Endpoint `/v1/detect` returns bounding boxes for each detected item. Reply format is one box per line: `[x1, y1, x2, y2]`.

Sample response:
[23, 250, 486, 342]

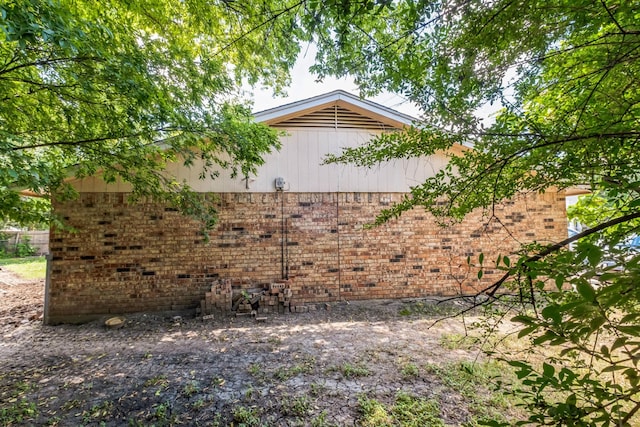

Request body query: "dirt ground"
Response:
[0, 268, 502, 426]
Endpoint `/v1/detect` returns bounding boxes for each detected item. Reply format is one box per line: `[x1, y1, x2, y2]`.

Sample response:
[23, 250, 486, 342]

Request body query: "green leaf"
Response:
[575, 282, 596, 302]
[541, 305, 562, 324]
[542, 363, 555, 379]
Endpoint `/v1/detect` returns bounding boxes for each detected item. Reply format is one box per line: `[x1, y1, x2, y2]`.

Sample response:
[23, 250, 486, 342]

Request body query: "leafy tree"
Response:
[0, 0, 305, 227]
[303, 0, 640, 425]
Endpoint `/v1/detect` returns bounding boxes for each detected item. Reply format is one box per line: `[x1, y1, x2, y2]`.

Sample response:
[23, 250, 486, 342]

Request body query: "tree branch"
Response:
[482, 210, 640, 298]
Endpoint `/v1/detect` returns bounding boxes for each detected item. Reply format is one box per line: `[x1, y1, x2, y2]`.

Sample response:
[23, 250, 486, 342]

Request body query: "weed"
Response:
[424, 360, 519, 423]
[282, 395, 311, 417]
[248, 363, 263, 377]
[340, 362, 370, 378]
[439, 333, 482, 350]
[60, 399, 81, 411]
[211, 376, 225, 388]
[182, 380, 200, 397]
[0, 399, 38, 425]
[309, 382, 325, 397]
[144, 375, 168, 387]
[310, 410, 337, 427]
[244, 386, 255, 400]
[82, 400, 113, 423]
[192, 398, 205, 410]
[358, 395, 393, 427]
[400, 362, 420, 378]
[232, 405, 260, 426]
[393, 392, 444, 426]
[151, 401, 176, 424]
[358, 392, 444, 427]
[0, 381, 38, 425]
[274, 357, 315, 381]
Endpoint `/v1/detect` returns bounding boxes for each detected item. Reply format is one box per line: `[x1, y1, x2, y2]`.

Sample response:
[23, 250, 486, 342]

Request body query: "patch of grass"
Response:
[400, 362, 420, 379]
[310, 410, 337, 427]
[82, 400, 113, 423]
[0, 381, 38, 425]
[274, 356, 315, 381]
[439, 333, 482, 350]
[181, 380, 200, 397]
[340, 362, 370, 379]
[248, 363, 263, 377]
[0, 399, 38, 425]
[358, 395, 393, 426]
[144, 375, 168, 388]
[424, 360, 520, 423]
[359, 392, 444, 427]
[0, 256, 46, 280]
[282, 395, 311, 417]
[232, 405, 261, 426]
[309, 382, 326, 397]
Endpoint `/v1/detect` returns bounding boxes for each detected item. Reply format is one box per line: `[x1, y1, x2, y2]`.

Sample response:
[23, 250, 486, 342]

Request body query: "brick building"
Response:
[45, 91, 567, 324]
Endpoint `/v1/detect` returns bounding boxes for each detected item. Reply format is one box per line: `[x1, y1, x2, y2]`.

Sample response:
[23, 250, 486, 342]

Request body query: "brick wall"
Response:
[46, 191, 566, 323]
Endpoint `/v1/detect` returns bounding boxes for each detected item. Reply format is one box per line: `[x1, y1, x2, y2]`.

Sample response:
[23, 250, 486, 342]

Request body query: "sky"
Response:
[247, 46, 423, 118]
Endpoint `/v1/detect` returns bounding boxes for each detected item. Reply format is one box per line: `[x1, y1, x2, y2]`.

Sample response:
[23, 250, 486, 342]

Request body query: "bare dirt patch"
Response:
[0, 268, 509, 426]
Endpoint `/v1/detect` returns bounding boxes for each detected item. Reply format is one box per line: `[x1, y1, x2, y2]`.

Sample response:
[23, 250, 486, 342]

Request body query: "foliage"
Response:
[1, 0, 306, 229]
[301, 0, 640, 425]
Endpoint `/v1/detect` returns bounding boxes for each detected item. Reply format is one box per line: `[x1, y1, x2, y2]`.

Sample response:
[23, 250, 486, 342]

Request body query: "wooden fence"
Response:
[0, 230, 49, 256]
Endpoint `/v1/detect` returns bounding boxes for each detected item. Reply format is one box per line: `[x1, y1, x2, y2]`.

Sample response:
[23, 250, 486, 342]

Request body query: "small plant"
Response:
[152, 401, 174, 423]
[82, 400, 113, 423]
[144, 375, 168, 388]
[248, 363, 263, 377]
[309, 382, 325, 397]
[15, 236, 36, 257]
[282, 395, 311, 417]
[358, 395, 393, 427]
[0, 381, 38, 425]
[340, 362, 370, 378]
[439, 333, 482, 350]
[400, 362, 420, 378]
[232, 405, 260, 426]
[358, 392, 445, 427]
[0, 399, 38, 425]
[182, 380, 200, 397]
[311, 411, 336, 427]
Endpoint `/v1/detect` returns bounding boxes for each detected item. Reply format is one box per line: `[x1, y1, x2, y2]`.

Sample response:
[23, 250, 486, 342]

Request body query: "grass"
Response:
[424, 360, 522, 424]
[0, 256, 46, 280]
[359, 392, 444, 427]
[327, 361, 371, 379]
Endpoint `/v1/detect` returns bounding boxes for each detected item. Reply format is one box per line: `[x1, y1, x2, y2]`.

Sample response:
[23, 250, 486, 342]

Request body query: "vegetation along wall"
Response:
[46, 190, 566, 324]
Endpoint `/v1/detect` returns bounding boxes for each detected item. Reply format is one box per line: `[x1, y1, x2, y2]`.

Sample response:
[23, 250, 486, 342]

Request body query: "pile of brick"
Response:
[199, 281, 294, 319]
[198, 280, 232, 318]
[234, 282, 293, 316]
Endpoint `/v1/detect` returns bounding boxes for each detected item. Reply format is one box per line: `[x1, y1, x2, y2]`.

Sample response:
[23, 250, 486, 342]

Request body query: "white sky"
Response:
[247, 46, 423, 118]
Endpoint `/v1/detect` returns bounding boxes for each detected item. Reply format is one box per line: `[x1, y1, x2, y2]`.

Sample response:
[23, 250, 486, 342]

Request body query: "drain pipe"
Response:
[280, 190, 286, 280]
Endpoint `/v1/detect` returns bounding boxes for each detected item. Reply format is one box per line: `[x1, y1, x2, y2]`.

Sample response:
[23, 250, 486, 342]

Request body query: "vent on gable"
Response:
[271, 105, 396, 130]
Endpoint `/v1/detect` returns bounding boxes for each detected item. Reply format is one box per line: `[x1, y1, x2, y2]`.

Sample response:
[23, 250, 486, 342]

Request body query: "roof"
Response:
[253, 90, 417, 130]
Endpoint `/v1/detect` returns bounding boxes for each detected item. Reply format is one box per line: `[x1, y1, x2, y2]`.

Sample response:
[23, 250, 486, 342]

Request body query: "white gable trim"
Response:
[253, 90, 417, 128]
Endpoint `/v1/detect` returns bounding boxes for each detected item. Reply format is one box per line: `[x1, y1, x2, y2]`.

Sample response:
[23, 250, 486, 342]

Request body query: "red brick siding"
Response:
[46, 191, 566, 323]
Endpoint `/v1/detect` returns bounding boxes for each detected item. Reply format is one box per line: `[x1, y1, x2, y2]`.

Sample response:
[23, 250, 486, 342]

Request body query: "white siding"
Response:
[70, 128, 449, 193]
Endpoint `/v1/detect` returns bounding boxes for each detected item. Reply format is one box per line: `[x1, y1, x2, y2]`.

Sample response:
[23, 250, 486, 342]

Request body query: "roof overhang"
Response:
[254, 90, 416, 129]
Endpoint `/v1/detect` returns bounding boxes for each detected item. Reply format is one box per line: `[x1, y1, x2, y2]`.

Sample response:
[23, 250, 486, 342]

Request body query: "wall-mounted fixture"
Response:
[275, 177, 286, 191]
[243, 175, 256, 190]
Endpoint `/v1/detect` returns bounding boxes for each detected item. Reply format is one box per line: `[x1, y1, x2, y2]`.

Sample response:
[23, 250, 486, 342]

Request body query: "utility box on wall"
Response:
[274, 177, 286, 191]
